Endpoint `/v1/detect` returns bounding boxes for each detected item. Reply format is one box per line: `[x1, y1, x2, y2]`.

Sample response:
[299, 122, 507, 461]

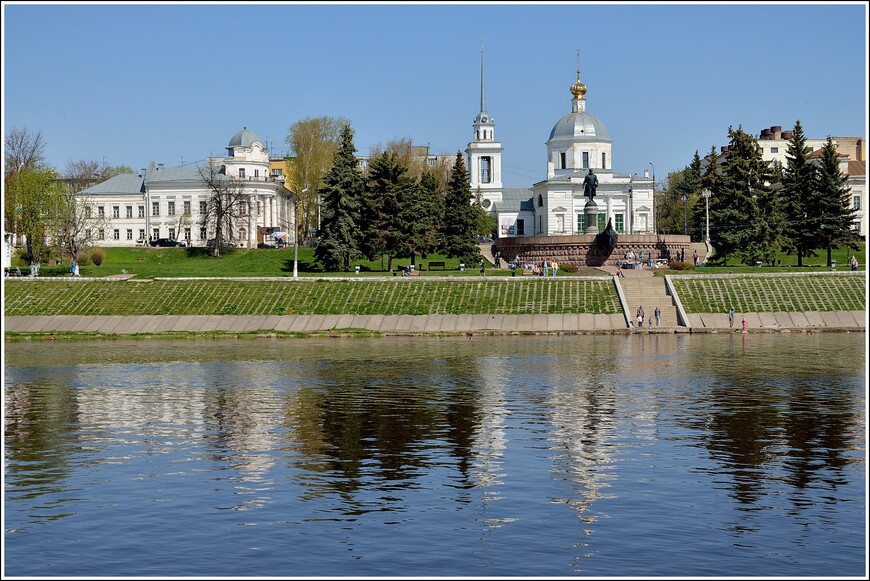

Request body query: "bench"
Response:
[428, 261, 446, 270]
[522, 269, 535, 276]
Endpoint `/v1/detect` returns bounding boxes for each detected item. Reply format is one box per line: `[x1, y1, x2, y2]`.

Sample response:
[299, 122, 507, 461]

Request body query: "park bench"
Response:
[427, 261, 446, 270]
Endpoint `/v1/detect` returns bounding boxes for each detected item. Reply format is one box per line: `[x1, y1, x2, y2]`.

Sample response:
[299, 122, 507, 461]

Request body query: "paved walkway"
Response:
[4, 311, 864, 336]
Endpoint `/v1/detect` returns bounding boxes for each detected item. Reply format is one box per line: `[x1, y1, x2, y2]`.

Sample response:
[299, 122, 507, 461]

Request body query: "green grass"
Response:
[671, 272, 867, 313]
[3, 278, 623, 316]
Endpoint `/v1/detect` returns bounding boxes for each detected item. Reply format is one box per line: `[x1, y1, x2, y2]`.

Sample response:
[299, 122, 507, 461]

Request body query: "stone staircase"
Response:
[616, 268, 680, 328]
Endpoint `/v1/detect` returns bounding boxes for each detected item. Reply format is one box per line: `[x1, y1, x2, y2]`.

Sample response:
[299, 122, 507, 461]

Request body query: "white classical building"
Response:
[79, 127, 294, 247]
[467, 56, 655, 238]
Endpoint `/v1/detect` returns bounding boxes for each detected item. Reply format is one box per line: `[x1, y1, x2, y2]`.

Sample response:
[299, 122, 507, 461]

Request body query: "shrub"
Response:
[91, 247, 106, 266]
[669, 261, 694, 271]
[560, 264, 578, 274]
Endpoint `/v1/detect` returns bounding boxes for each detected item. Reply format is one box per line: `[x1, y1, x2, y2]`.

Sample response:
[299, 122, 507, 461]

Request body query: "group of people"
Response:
[506, 255, 560, 276]
[70, 261, 80, 277]
[728, 307, 749, 332]
[635, 305, 661, 328]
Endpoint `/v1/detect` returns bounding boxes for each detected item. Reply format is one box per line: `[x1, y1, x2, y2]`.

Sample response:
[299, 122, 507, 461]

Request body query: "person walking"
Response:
[654, 306, 661, 327]
[636, 305, 644, 327]
[729, 307, 735, 328]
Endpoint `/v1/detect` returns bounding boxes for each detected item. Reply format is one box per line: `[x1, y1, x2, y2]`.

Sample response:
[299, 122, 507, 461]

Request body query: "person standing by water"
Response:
[742, 316, 748, 333]
[654, 306, 661, 327]
[636, 305, 644, 327]
[729, 307, 735, 328]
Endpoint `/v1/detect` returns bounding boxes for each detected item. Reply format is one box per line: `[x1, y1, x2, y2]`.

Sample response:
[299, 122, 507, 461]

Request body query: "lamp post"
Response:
[701, 189, 711, 251]
[293, 187, 309, 279]
[648, 162, 655, 233]
[628, 173, 635, 235]
[681, 193, 688, 236]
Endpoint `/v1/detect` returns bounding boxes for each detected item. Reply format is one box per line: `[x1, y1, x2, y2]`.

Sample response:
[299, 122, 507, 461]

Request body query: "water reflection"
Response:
[4, 334, 865, 577]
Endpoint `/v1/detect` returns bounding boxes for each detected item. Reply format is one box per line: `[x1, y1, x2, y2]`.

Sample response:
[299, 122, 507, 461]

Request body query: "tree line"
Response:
[658, 121, 859, 266]
[313, 123, 491, 272]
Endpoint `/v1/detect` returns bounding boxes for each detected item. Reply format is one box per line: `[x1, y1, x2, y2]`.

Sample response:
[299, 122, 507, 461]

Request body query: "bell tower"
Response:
[466, 44, 503, 206]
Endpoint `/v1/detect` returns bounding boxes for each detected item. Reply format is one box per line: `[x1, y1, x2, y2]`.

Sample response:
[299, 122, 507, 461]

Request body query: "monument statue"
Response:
[583, 169, 598, 200]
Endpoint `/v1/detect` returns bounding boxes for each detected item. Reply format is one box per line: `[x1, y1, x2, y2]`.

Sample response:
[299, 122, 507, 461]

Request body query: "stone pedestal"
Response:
[584, 199, 599, 234]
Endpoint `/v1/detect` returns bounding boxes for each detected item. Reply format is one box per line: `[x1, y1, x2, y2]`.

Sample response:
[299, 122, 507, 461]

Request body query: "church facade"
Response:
[466, 57, 656, 241]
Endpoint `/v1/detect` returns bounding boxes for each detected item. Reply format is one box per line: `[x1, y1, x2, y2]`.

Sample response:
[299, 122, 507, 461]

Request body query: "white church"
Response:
[466, 54, 656, 240]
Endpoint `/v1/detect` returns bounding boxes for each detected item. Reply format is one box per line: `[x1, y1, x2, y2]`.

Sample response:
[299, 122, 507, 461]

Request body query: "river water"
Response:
[3, 333, 866, 578]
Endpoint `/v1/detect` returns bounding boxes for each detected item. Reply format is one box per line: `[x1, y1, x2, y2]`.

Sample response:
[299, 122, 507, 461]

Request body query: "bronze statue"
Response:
[583, 168, 598, 200]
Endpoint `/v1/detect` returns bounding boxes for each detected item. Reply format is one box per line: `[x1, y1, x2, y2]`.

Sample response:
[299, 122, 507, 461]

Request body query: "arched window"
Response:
[538, 194, 544, 207]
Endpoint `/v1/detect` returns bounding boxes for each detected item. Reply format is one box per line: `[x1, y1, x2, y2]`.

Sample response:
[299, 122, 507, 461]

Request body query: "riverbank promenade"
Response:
[4, 269, 865, 337]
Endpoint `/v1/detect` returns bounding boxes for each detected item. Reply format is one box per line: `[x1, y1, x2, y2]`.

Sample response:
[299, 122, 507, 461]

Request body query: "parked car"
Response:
[150, 238, 184, 247]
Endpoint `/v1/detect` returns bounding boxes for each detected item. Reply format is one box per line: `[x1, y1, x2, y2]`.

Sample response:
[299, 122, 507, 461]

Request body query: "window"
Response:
[602, 152, 606, 169]
[560, 152, 566, 169]
[257, 201, 261, 216]
[152, 202, 159, 216]
[556, 214, 564, 232]
[184, 228, 191, 241]
[538, 194, 543, 207]
[480, 156, 491, 183]
[199, 227, 207, 240]
[238, 168, 245, 178]
[582, 152, 589, 169]
[138, 229, 145, 241]
[538, 215, 542, 233]
[254, 169, 259, 178]
[597, 214, 606, 232]
[854, 195, 861, 210]
[152, 228, 160, 240]
[98, 206, 105, 217]
[516, 219, 525, 235]
[770, 147, 779, 154]
[200, 201, 207, 214]
[239, 229, 247, 241]
[168, 201, 175, 216]
[85, 229, 91, 239]
[126, 229, 133, 240]
[184, 201, 191, 215]
[113, 206, 119, 219]
[577, 214, 585, 233]
[126, 206, 133, 219]
[427, 158, 436, 167]
[271, 168, 283, 177]
[138, 206, 145, 218]
[85, 206, 92, 218]
[98, 229, 105, 240]
[615, 213, 624, 233]
[169, 228, 176, 240]
[113, 229, 120, 240]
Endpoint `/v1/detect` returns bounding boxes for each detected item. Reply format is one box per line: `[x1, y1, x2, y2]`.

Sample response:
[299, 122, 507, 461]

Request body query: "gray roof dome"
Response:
[228, 127, 262, 148]
[548, 111, 611, 143]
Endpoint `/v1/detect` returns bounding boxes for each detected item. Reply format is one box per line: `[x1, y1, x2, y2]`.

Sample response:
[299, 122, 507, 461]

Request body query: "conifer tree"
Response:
[360, 150, 405, 270]
[440, 152, 481, 263]
[708, 126, 778, 265]
[314, 124, 365, 272]
[815, 136, 859, 266]
[396, 170, 442, 267]
[779, 120, 818, 266]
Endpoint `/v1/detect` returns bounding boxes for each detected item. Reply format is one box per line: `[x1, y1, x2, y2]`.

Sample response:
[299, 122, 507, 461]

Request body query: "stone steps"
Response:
[617, 269, 680, 327]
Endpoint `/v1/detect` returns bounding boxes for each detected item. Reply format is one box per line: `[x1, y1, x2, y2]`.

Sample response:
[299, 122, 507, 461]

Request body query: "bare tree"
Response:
[285, 116, 347, 242]
[5, 126, 47, 175]
[198, 160, 248, 257]
[53, 187, 108, 263]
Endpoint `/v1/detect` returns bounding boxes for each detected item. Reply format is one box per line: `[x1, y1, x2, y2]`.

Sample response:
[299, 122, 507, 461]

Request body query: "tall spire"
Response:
[480, 42, 487, 115]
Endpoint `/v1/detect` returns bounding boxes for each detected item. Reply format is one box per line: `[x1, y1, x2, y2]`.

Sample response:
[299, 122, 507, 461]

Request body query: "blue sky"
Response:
[3, 1, 867, 188]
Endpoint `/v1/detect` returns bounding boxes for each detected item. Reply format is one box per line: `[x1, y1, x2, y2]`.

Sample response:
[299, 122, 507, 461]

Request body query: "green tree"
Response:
[5, 167, 63, 267]
[360, 150, 405, 270]
[398, 170, 443, 266]
[440, 152, 481, 263]
[315, 124, 365, 272]
[815, 136, 859, 266]
[779, 120, 818, 266]
[285, 116, 348, 242]
[709, 126, 777, 265]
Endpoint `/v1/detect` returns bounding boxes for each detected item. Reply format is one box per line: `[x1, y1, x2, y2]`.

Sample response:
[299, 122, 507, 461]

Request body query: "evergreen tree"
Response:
[815, 136, 859, 266]
[709, 126, 777, 265]
[314, 124, 365, 272]
[360, 150, 405, 270]
[779, 120, 818, 266]
[396, 170, 442, 267]
[684, 151, 707, 241]
[701, 146, 722, 257]
[440, 152, 481, 263]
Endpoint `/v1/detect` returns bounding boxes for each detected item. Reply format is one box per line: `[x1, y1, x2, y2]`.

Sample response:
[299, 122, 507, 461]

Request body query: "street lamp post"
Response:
[681, 193, 688, 236]
[293, 188, 309, 279]
[702, 189, 711, 251]
[648, 162, 656, 233]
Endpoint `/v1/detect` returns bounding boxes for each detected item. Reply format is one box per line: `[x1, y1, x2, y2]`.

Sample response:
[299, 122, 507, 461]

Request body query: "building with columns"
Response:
[79, 127, 294, 248]
[468, 55, 655, 240]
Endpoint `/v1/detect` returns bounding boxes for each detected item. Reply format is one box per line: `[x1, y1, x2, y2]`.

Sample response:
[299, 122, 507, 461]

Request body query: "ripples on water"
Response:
[4, 334, 866, 577]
